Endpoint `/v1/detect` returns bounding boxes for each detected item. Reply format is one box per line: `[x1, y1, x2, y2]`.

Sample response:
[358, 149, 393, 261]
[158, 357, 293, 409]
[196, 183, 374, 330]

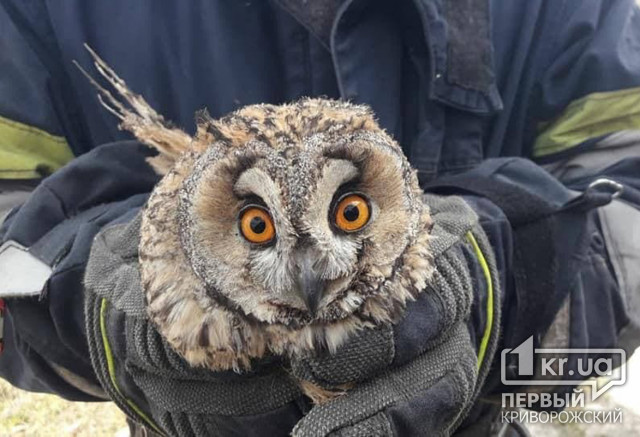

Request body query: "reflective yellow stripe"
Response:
[534, 87, 640, 158]
[100, 299, 164, 435]
[466, 232, 494, 370]
[0, 115, 74, 179]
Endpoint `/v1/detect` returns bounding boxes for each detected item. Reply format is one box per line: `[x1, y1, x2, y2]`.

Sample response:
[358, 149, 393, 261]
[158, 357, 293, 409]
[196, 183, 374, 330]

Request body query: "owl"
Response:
[80, 47, 433, 403]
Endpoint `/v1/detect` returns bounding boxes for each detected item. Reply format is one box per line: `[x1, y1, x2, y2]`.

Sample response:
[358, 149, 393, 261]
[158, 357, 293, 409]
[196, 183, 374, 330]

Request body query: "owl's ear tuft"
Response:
[74, 44, 193, 174]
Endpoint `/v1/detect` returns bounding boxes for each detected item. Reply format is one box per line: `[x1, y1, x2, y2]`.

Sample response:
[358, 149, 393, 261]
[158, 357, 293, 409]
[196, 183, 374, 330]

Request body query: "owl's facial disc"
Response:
[226, 156, 376, 317]
[184, 130, 423, 327]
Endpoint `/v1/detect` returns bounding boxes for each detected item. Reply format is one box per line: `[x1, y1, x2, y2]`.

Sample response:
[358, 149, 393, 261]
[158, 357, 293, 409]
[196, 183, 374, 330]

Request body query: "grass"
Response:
[0, 379, 126, 436]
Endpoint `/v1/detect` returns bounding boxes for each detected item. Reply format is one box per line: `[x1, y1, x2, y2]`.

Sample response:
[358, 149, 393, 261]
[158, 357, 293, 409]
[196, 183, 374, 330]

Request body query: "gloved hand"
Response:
[84, 194, 500, 436]
[290, 195, 501, 436]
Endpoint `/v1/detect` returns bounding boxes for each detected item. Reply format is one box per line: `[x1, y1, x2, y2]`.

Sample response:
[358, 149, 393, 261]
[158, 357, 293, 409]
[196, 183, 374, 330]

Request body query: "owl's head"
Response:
[173, 100, 432, 333]
[129, 99, 434, 364]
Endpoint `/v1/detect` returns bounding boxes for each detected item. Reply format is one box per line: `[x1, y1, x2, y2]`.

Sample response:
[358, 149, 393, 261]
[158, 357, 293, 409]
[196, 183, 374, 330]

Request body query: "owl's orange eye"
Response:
[239, 206, 276, 244]
[334, 194, 371, 232]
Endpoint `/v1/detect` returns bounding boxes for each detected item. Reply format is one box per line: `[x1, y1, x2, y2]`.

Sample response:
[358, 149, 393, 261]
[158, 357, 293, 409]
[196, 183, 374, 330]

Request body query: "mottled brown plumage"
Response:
[83, 47, 434, 403]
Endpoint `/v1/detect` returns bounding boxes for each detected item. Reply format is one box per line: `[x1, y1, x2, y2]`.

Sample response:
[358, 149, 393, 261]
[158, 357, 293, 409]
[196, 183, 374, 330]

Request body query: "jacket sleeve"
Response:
[0, 142, 159, 401]
[0, 3, 78, 179]
[530, 0, 640, 161]
[433, 0, 640, 401]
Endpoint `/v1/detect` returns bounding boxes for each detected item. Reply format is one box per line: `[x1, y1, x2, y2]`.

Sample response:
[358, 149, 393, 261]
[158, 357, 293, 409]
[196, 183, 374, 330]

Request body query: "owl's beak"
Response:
[294, 250, 325, 315]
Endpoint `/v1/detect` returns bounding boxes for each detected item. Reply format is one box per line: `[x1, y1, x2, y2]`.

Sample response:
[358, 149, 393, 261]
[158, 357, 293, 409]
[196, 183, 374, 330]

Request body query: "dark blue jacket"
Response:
[1, 0, 639, 434]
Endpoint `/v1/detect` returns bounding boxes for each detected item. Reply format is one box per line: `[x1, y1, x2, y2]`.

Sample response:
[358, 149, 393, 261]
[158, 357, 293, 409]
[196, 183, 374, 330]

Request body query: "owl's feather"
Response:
[74, 44, 192, 173]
